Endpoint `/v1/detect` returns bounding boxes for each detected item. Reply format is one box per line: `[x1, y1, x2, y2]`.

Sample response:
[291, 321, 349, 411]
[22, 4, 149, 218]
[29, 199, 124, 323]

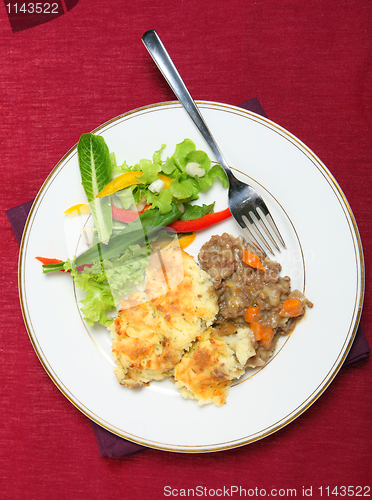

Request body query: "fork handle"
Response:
[142, 30, 235, 183]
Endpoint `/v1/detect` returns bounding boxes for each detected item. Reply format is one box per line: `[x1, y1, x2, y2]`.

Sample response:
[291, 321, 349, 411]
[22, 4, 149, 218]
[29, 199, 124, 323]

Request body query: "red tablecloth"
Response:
[1, 1, 371, 499]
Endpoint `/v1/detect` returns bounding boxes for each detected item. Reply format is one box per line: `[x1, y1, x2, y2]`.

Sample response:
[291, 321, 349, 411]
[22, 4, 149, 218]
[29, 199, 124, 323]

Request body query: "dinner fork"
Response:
[142, 30, 286, 255]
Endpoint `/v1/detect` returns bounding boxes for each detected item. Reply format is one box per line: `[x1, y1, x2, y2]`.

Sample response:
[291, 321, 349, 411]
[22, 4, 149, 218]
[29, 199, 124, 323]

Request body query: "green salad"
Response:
[39, 133, 230, 327]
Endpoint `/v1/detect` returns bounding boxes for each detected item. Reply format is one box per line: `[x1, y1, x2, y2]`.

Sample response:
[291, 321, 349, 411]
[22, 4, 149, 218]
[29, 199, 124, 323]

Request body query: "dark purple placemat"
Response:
[7, 97, 368, 457]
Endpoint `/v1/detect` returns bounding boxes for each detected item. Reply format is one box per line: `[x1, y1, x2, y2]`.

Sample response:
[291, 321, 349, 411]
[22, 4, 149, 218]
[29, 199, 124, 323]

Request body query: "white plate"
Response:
[19, 101, 364, 452]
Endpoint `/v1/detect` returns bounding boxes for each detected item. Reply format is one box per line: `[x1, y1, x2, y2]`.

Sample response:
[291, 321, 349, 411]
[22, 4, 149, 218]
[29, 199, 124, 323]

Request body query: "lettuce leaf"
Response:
[74, 203, 182, 267]
[169, 173, 197, 200]
[111, 139, 228, 208]
[113, 188, 136, 210]
[163, 139, 228, 197]
[77, 133, 113, 244]
[65, 260, 115, 326]
[152, 144, 166, 164]
[145, 187, 173, 214]
[179, 202, 215, 221]
[65, 244, 151, 326]
[190, 163, 229, 192]
[136, 160, 161, 185]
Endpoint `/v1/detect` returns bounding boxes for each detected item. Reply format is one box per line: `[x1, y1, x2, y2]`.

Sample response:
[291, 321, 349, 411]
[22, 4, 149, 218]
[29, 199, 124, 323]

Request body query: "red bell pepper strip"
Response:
[167, 207, 231, 233]
[36, 257, 92, 273]
[35, 257, 64, 265]
[35, 257, 69, 273]
[111, 204, 151, 223]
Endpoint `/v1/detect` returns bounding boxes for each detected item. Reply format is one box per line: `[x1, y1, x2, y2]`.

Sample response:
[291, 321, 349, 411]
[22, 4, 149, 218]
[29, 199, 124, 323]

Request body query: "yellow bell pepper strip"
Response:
[242, 249, 265, 271]
[167, 207, 231, 232]
[157, 173, 172, 190]
[151, 232, 196, 252]
[96, 171, 144, 198]
[178, 232, 196, 249]
[96, 172, 173, 198]
[64, 203, 91, 216]
[279, 298, 304, 318]
[111, 204, 151, 223]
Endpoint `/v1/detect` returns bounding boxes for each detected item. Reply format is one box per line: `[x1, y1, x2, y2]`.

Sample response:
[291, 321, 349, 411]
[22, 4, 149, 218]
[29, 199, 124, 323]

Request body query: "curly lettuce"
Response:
[65, 244, 151, 326]
[110, 139, 228, 213]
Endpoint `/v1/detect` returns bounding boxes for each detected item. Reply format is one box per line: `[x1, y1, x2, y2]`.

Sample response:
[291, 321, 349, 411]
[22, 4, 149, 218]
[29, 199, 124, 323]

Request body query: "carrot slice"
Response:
[279, 298, 304, 318]
[250, 322, 274, 349]
[242, 250, 265, 271]
[244, 306, 261, 323]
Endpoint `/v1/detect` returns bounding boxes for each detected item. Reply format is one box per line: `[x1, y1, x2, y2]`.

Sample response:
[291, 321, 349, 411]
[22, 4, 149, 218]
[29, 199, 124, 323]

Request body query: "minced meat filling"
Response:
[198, 233, 312, 368]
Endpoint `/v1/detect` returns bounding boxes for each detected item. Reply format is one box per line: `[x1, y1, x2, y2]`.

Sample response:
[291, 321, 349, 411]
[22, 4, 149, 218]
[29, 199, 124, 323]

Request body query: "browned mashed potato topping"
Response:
[109, 233, 312, 406]
[109, 244, 219, 390]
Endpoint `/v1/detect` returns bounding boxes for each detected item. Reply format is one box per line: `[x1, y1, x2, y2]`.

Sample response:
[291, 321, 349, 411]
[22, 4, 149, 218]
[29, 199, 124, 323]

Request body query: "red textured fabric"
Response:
[0, 1, 371, 499]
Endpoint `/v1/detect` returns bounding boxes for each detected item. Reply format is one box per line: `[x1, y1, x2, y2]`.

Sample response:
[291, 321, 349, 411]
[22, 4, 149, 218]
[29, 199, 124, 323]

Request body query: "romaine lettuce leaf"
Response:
[77, 133, 113, 244]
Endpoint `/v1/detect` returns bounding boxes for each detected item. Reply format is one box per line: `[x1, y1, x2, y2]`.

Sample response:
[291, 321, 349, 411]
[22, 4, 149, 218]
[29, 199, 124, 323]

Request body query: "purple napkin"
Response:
[7, 97, 369, 457]
[89, 421, 144, 457]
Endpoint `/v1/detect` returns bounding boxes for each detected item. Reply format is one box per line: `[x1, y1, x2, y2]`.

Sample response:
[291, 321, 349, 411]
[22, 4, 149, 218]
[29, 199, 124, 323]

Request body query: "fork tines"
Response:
[241, 208, 286, 256]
